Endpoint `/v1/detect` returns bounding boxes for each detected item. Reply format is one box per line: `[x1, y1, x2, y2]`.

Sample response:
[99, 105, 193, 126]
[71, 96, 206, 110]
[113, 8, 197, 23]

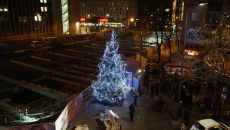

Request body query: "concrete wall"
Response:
[69, 0, 81, 35]
[52, 0, 63, 36]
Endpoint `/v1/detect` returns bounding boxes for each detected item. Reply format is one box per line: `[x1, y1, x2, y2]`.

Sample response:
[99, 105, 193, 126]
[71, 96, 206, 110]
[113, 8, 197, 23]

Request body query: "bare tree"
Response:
[198, 12, 230, 118]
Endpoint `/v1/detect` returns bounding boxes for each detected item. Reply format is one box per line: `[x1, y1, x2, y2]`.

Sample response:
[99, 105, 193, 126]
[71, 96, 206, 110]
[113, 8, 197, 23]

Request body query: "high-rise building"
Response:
[172, 0, 184, 25]
[137, 0, 173, 30]
[79, 0, 137, 32]
[0, 0, 53, 39]
[80, 0, 137, 21]
[0, 0, 81, 40]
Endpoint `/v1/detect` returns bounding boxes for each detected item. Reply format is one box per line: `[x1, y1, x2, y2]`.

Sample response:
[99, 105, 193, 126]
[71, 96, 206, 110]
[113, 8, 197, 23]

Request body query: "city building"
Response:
[181, 0, 230, 50]
[0, 0, 53, 40]
[137, 0, 173, 30]
[79, 0, 138, 33]
[172, 0, 184, 26]
[52, 0, 80, 36]
[0, 0, 81, 40]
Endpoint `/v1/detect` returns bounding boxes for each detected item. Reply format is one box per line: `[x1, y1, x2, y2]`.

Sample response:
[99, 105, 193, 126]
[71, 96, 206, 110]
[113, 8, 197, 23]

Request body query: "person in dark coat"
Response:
[129, 103, 135, 122]
[134, 91, 138, 106]
[183, 108, 191, 126]
[156, 96, 165, 112]
[177, 101, 183, 118]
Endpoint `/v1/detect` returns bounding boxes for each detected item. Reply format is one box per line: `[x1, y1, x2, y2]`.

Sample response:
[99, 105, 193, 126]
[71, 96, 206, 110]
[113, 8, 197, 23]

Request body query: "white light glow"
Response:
[199, 3, 208, 6]
[138, 69, 142, 73]
[91, 31, 130, 105]
[3, 8, 8, 12]
[165, 9, 170, 12]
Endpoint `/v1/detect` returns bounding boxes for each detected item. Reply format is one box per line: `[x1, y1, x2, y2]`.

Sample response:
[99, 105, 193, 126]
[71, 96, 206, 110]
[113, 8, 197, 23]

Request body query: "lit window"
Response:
[165, 9, 170, 12]
[41, 7, 44, 12]
[38, 15, 42, 21]
[41, 7, 48, 12]
[40, 0, 47, 3]
[44, 7, 47, 12]
[3, 8, 8, 12]
[0, 7, 8, 12]
[34, 14, 42, 21]
[34, 16, 38, 21]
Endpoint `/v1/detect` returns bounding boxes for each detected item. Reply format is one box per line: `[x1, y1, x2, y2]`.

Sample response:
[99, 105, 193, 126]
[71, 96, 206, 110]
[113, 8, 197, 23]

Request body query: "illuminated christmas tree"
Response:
[91, 31, 130, 105]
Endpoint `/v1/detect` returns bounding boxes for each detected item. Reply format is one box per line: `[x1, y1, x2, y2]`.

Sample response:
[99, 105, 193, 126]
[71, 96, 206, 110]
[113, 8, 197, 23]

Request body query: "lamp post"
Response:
[140, 31, 143, 68]
[126, 7, 129, 26]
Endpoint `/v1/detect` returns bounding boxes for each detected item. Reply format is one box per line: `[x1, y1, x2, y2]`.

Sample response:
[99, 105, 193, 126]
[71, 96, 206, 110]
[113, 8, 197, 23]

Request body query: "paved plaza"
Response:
[69, 92, 181, 130]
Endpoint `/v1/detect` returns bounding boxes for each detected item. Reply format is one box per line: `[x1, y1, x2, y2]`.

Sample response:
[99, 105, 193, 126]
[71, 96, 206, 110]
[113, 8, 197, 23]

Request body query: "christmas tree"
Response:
[91, 31, 130, 105]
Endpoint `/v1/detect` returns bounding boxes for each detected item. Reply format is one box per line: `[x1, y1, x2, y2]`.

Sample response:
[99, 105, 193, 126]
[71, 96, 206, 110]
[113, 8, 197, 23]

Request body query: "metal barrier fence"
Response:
[0, 86, 93, 130]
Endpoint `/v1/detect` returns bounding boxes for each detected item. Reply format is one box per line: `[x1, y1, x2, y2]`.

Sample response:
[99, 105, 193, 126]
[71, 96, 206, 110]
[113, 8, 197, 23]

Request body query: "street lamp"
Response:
[198, 3, 208, 6]
[126, 7, 129, 26]
[130, 18, 134, 22]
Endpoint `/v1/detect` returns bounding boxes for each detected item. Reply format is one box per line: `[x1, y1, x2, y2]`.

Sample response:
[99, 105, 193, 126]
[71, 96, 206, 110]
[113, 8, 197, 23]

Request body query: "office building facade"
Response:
[0, 0, 53, 39]
[137, 0, 173, 30]
[52, 0, 80, 36]
[0, 0, 81, 40]
[79, 0, 137, 29]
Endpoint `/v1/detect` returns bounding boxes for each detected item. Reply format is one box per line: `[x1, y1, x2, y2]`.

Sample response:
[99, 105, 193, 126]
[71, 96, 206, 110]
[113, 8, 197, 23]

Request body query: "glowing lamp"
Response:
[130, 18, 134, 22]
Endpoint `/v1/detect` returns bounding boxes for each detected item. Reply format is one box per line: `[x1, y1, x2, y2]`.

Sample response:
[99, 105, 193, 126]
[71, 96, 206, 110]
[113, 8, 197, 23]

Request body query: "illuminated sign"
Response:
[99, 18, 108, 22]
[80, 17, 85, 22]
[184, 49, 199, 56]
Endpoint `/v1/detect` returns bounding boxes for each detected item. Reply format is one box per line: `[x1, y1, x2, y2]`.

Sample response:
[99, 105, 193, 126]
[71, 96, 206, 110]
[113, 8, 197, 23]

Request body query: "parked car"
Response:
[190, 119, 230, 130]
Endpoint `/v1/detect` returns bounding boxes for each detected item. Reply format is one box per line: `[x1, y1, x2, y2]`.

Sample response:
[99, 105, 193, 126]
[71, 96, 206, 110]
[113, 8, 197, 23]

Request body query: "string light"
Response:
[91, 31, 130, 105]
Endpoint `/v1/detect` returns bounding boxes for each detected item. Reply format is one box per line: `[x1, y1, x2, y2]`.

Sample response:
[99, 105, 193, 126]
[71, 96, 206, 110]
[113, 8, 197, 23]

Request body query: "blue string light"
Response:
[91, 31, 130, 105]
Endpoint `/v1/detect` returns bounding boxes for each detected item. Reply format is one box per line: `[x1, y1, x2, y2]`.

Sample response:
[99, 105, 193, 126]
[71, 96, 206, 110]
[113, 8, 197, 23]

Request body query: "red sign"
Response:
[99, 18, 108, 22]
[80, 17, 85, 22]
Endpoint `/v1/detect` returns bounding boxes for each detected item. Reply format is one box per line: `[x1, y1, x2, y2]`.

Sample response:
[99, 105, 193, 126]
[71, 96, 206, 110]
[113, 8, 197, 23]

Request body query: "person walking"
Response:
[177, 101, 183, 118]
[133, 91, 138, 106]
[129, 103, 135, 122]
[156, 96, 165, 112]
[183, 108, 191, 126]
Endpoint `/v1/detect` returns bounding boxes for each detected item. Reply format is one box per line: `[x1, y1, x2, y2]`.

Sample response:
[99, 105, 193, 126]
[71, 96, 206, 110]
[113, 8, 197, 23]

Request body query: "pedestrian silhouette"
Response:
[129, 103, 135, 122]
[156, 96, 164, 112]
[183, 108, 190, 126]
[134, 91, 138, 106]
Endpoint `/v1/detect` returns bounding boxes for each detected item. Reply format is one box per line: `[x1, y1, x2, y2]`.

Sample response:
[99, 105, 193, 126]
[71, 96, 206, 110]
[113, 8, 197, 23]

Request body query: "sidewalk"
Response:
[161, 93, 215, 128]
[68, 92, 181, 130]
